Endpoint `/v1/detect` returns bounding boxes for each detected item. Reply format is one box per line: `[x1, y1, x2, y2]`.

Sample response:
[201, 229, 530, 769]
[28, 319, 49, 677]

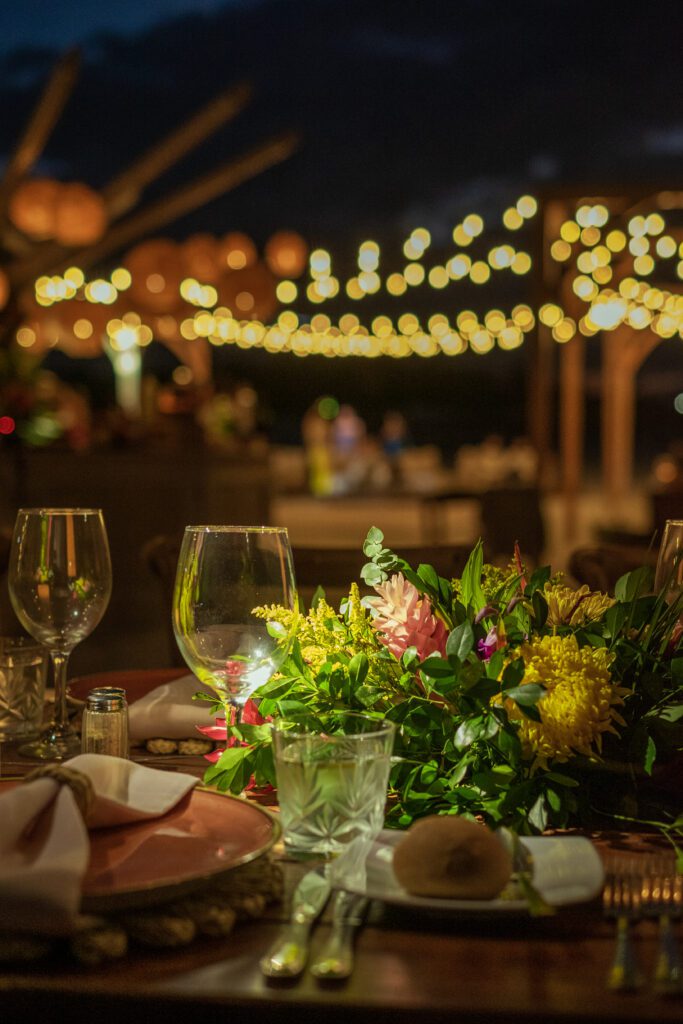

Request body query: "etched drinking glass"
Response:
[273, 713, 395, 859]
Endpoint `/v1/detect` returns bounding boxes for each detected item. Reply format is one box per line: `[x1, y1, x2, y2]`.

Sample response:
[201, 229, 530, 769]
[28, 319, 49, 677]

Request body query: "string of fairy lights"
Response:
[17, 192, 683, 360]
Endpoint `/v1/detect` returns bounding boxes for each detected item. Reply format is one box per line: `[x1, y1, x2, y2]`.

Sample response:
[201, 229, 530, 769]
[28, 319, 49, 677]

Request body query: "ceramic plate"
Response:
[342, 829, 604, 915]
[1, 781, 279, 913]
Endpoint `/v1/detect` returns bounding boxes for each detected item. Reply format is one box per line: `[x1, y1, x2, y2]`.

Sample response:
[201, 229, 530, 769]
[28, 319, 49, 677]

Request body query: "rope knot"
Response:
[24, 765, 95, 822]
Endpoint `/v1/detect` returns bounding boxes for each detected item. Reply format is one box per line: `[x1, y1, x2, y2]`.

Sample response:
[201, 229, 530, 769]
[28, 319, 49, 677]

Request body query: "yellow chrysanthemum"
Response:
[503, 634, 628, 769]
[543, 582, 614, 627]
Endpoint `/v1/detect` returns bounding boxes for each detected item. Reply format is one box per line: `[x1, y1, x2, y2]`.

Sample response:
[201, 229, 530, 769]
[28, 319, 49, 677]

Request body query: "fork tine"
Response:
[642, 854, 683, 996]
[603, 855, 644, 992]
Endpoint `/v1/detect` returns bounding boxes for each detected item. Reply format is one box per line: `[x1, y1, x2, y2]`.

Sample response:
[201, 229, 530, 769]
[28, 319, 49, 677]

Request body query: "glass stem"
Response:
[51, 650, 70, 731]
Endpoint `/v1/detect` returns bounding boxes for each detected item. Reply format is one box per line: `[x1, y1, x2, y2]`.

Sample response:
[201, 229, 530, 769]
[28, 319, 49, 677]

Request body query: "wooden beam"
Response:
[10, 132, 299, 284]
[102, 81, 253, 219]
[5, 81, 253, 282]
[0, 49, 80, 218]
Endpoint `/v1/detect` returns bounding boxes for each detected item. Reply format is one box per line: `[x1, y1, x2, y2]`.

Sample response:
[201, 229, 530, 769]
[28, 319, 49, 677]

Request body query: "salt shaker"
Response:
[81, 689, 130, 757]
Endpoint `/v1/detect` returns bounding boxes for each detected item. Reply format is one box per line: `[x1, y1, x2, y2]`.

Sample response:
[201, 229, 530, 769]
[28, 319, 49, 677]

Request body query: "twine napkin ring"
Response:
[24, 765, 96, 823]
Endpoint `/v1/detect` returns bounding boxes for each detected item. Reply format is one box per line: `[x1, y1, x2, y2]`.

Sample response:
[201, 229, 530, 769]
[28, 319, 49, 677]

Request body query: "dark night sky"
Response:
[1, 0, 681, 455]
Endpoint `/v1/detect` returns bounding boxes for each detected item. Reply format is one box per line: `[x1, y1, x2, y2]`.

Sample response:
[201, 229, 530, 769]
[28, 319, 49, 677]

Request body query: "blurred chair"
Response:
[396, 445, 442, 492]
[292, 543, 473, 608]
[652, 491, 683, 540]
[568, 544, 656, 594]
[142, 533, 185, 666]
[0, 525, 24, 637]
[479, 487, 545, 566]
[268, 445, 308, 494]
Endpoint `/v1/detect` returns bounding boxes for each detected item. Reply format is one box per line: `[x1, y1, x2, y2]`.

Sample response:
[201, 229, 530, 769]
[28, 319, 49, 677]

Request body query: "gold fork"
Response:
[641, 855, 683, 996]
[603, 855, 644, 992]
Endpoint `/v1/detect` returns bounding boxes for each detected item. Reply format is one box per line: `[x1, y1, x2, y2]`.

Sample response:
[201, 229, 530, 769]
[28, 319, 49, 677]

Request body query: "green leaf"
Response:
[419, 657, 456, 679]
[501, 658, 525, 690]
[526, 566, 551, 593]
[660, 704, 683, 723]
[604, 603, 628, 639]
[506, 683, 544, 706]
[455, 716, 485, 749]
[615, 565, 653, 603]
[363, 526, 384, 552]
[528, 793, 549, 832]
[348, 652, 369, 688]
[203, 746, 252, 793]
[361, 563, 384, 586]
[460, 540, 485, 612]
[465, 677, 501, 703]
[417, 563, 440, 594]
[546, 786, 562, 812]
[486, 649, 505, 679]
[671, 658, 683, 684]
[545, 772, 580, 788]
[517, 701, 542, 722]
[446, 621, 474, 661]
[532, 591, 548, 629]
[644, 734, 657, 775]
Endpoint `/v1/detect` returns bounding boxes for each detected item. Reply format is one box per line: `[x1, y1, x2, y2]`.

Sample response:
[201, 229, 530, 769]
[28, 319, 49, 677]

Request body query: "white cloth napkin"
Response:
[0, 754, 197, 935]
[128, 674, 217, 741]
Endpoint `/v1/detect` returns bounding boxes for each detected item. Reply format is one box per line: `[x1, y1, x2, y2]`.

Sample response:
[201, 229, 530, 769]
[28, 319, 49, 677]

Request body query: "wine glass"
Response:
[654, 519, 683, 601]
[9, 508, 112, 760]
[172, 526, 297, 716]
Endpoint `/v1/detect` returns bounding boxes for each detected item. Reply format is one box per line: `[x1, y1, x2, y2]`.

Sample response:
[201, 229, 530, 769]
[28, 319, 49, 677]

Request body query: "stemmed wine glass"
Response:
[172, 526, 297, 717]
[654, 519, 683, 601]
[9, 508, 112, 760]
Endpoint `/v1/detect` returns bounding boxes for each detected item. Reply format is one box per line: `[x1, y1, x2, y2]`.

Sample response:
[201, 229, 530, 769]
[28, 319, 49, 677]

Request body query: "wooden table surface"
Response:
[2, 839, 682, 1024]
[2, 676, 681, 1024]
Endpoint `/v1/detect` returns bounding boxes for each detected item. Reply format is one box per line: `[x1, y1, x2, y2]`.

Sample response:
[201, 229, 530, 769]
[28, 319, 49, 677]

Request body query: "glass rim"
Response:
[663, 519, 683, 527]
[183, 525, 290, 535]
[16, 507, 104, 516]
[273, 713, 395, 739]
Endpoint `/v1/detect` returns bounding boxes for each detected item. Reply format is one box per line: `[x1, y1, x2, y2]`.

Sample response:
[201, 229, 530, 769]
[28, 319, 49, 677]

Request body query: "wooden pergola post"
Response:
[602, 325, 660, 508]
[559, 333, 586, 542]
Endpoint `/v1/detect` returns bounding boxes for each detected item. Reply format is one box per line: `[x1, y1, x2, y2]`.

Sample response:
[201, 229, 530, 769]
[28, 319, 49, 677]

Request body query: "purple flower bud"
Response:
[476, 626, 500, 661]
[505, 596, 523, 615]
[474, 604, 497, 625]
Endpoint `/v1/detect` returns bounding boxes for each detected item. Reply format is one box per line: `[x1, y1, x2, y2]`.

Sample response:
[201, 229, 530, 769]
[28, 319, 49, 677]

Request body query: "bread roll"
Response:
[392, 815, 513, 899]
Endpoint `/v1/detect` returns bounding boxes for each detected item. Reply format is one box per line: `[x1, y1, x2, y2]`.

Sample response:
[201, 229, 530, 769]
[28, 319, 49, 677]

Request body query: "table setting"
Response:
[1, 507, 682, 1023]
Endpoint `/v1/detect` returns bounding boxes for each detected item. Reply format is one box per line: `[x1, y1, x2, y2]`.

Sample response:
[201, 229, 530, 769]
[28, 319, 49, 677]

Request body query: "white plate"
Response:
[341, 829, 605, 914]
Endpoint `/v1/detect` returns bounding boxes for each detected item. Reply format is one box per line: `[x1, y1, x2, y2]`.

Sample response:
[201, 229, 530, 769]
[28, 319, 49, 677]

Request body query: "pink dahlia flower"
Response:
[368, 572, 447, 660]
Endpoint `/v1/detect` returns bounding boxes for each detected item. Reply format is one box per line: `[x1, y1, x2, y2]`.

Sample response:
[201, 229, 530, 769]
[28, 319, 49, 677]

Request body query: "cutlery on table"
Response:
[602, 856, 644, 992]
[641, 855, 683, 996]
[310, 891, 370, 980]
[260, 869, 331, 979]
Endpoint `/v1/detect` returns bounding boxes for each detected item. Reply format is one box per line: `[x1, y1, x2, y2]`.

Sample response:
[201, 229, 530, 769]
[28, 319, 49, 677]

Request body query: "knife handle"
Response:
[310, 895, 369, 980]
[260, 919, 313, 978]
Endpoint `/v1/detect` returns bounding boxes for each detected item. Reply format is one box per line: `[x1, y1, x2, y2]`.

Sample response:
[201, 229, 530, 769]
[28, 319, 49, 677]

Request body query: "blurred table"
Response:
[271, 490, 481, 547]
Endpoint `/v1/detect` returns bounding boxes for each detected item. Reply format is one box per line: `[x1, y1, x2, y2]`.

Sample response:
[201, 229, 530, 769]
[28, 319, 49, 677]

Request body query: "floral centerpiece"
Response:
[201, 529, 683, 856]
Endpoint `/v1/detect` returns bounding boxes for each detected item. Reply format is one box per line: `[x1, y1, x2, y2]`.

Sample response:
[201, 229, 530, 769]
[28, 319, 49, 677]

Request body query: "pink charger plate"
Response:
[1, 781, 279, 913]
[68, 668, 187, 705]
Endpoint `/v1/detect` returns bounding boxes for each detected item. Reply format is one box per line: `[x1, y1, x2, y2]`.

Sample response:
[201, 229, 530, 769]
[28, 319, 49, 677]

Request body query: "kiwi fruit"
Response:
[392, 815, 513, 899]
